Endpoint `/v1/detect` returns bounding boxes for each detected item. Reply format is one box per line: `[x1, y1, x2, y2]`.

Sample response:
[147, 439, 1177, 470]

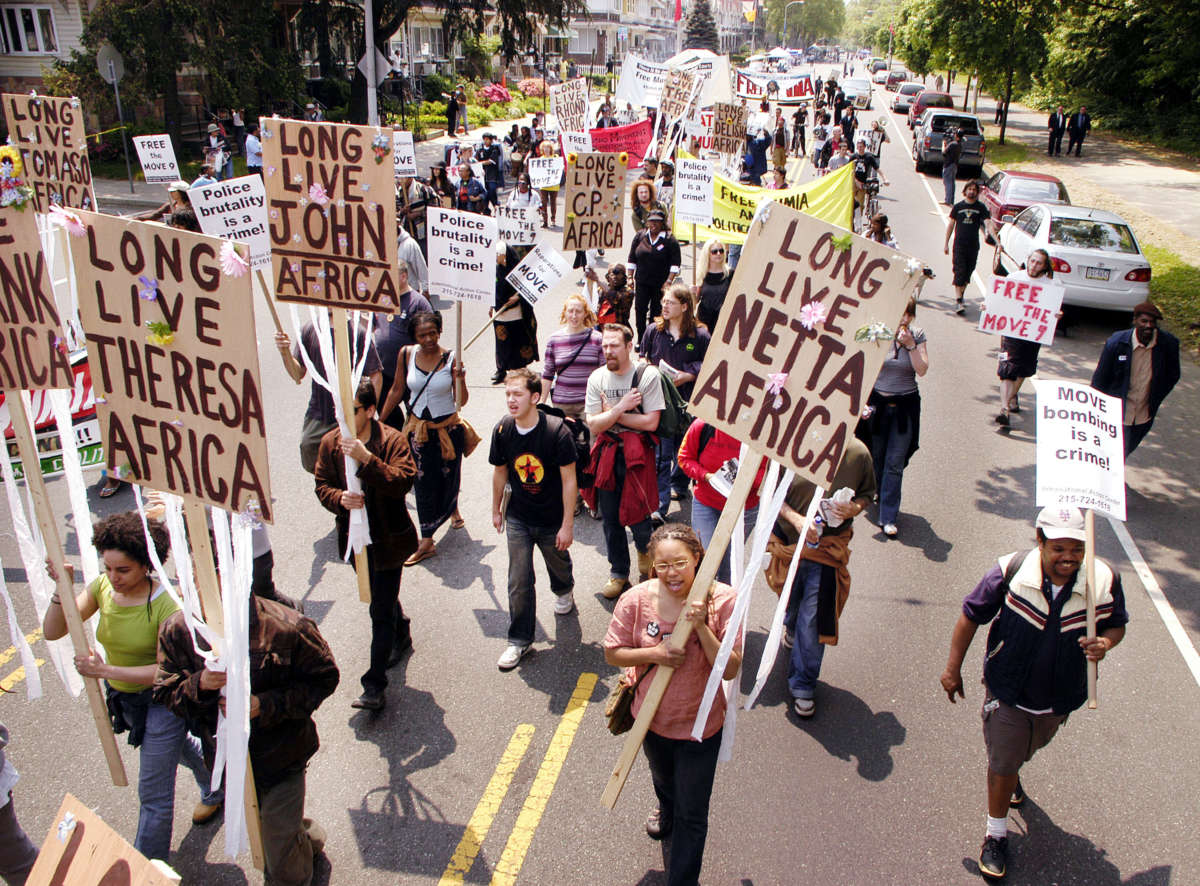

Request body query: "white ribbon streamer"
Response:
[0, 554, 41, 699]
[744, 486, 825, 710]
[0, 396, 82, 697]
[48, 390, 99, 587]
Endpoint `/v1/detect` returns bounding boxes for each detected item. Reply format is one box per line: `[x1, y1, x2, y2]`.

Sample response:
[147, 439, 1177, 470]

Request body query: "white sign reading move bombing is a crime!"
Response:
[1035, 379, 1125, 520]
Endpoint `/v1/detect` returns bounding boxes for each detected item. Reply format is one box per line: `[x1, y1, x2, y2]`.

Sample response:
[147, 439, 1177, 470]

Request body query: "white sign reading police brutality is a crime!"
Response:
[132, 134, 180, 184]
[427, 206, 497, 303]
[506, 244, 571, 305]
[190, 175, 271, 269]
[674, 158, 714, 226]
[1034, 379, 1126, 520]
[392, 130, 417, 177]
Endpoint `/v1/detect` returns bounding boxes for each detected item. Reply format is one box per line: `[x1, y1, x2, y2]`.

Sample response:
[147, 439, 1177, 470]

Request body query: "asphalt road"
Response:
[1, 79, 1197, 885]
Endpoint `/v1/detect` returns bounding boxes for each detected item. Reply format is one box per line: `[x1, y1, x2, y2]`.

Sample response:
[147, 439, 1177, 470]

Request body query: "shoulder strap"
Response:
[405, 348, 449, 410]
[631, 363, 646, 414]
[556, 332, 594, 377]
[1002, 549, 1030, 588]
[698, 422, 716, 453]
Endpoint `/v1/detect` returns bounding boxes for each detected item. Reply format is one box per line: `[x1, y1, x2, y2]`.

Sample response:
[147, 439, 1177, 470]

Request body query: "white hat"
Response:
[1035, 507, 1086, 542]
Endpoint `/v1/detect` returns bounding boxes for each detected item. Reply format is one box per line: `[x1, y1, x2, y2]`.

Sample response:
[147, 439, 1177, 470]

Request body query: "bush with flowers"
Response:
[517, 78, 548, 98]
[478, 83, 513, 105]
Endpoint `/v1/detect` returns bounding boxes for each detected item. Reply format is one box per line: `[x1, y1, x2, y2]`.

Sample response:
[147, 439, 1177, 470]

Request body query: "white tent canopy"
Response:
[665, 48, 734, 107]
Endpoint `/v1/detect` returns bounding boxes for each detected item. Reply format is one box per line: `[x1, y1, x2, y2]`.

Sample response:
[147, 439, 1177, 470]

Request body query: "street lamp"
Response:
[784, 1, 805, 51]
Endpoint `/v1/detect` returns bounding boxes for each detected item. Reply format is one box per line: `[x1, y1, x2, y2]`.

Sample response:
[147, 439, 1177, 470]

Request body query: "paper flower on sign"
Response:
[799, 300, 827, 330]
[56, 811, 76, 842]
[0, 145, 33, 209]
[261, 127, 274, 139]
[567, 152, 578, 166]
[371, 132, 390, 164]
[28, 89, 39, 105]
[53, 335, 67, 355]
[751, 199, 772, 230]
[237, 499, 264, 530]
[308, 183, 329, 206]
[220, 241, 249, 277]
[619, 152, 629, 165]
[831, 233, 853, 253]
[146, 320, 174, 347]
[49, 205, 87, 237]
[905, 257, 922, 276]
[137, 275, 160, 301]
[854, 321, 894, 346]
[767, 372, 788, 410]
[70, 96, 81, 108]
[361, 183, 371, 193]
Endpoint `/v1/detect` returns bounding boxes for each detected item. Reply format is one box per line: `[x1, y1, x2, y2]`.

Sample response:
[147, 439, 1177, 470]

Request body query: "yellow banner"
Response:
[673, 155, 855, 245]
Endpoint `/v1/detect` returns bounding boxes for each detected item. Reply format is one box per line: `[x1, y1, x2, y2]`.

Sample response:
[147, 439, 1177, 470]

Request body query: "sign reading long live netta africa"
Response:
[562, 151, 626, 252]
[0, 208, 73, 391]
[260, 119, 398, 312]
[1, 93, 95, 213]
[688, 205, 915, 487]
[71, 211, 274, 521]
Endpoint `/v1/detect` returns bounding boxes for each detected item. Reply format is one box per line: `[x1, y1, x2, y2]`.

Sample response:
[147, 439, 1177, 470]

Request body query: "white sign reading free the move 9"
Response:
[190, 175, 271, 269]
[674, 158, 714, 226]
[979, 274, 1064, 345]
[132, 134, 180, 184]
[1034, 379, 1126, 520]
[427, 206, 497, 303]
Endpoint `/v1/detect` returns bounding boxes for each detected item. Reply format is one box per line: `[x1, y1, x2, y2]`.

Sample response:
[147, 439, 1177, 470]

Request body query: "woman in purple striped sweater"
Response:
[542, 294, 604, 417]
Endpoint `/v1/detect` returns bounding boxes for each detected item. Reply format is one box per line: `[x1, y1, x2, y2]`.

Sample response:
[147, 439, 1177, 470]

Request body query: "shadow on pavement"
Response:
[515, 611, 611, 714]
[869, 510, 953, 562]
[786, 684, 906, 782]
[173, 814, 250, 885]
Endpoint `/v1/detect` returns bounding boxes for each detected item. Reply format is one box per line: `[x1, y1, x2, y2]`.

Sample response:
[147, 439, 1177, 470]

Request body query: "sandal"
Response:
[450, 516, 466, 530]
[404, 547, 436, 567]
[98, 480, 123, 499]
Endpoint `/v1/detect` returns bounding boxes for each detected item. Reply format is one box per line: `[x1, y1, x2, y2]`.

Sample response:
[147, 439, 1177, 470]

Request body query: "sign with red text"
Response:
[688, 205, 915, 486]
[427, 207, 497, 303]
[190, 175, 271, 270]
[132, 135, 179, 184]
[735, 70, 815, 105]
[563, 152, 627, 251]
[70, 211, 273, 521]
[0, 208, 73, 391]
[550, 78, 591, 135]
[979, 274, 1064, 345]
[1, 93, 95, 213]
[588, 119, 654, 168]
[260, 119, 398, 312]
[1035, 380, 1125, 520]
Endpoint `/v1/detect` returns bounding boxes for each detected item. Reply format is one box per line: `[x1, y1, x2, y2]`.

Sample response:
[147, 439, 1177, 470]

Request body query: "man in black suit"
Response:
[1047, 106, 1066, 156]
[1066, 107, 1091, 157]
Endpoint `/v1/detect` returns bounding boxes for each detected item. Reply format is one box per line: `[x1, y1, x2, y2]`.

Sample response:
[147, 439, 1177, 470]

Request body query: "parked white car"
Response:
[994, 203, 1152, 311]
[891, 82, 925, 113]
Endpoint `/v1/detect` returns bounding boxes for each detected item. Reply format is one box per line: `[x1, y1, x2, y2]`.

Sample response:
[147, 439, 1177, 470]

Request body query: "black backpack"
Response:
[497, 404, 594, 490]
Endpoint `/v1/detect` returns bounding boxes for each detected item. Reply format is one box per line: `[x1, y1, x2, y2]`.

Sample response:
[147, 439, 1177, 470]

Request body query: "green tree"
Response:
[765, 0, 845, 49]
[685, 0, 721, 53]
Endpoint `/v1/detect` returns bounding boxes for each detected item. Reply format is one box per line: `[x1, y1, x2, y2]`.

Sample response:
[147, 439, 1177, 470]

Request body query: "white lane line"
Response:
[1107, 516, 1200, 688]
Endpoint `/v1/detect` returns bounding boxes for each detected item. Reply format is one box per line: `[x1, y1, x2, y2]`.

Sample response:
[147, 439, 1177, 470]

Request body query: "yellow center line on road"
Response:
[0, 630, 43, 668]
[1, 660, 45, 692]
[438, 723, 537, 885]
[490, 672, 598, 886]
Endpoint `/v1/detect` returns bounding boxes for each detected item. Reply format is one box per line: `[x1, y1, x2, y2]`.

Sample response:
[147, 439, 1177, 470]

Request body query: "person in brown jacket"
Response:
[154, 596, 339, 886]
[315, 378, 418, 711]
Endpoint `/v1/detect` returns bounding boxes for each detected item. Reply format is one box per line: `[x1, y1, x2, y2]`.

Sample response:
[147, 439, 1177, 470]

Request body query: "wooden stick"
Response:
[332, 312, 372, 604]
[8, 392, 127, 787]
[253, 269, 284, 337]
[601, 453, 762, 810]
[454, 302, 463, 409]
[182, 502, 266, 869]
[1085, 509, 1098, 709]
[462, 314, 496, 353]
[691, 224, 697, 287]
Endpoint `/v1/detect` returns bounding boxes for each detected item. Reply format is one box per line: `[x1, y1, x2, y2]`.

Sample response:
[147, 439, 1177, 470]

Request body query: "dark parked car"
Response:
[981, 169, 1071, 223]
[908, 91, 954, 129]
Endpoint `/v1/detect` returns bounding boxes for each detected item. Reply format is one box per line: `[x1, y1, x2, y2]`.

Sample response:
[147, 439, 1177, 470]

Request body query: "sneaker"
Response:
[351, 690, 386, 711]
[192, 801, 223, 825]
[782, 630, 794, 649]
[601, 578, 631, 599]
[978, 835, 1008, 879]
[644, 806, 673, 840]
[955, 300, 966, 315]
[1010, 777, 1026, 808]
[793, 697, 815, 718]
[497, 644, 531, 671]
[883, 523, 898, 537]
[995, 411, 1010, 426]
[553, 591, 576, 615]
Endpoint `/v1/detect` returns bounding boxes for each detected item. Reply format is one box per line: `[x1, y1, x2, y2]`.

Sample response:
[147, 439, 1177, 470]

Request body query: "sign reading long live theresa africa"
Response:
[563, 152, 626, 252]
[689, 205, 915, 487]
[1, 93, 95, 213]
[260, 119, 398, 313]
[0, 208, 72, 391]
[71, 211, 273, 521]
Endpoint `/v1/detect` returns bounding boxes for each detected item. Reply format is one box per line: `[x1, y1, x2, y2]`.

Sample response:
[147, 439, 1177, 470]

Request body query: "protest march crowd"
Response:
[0, 51, 1183, 886]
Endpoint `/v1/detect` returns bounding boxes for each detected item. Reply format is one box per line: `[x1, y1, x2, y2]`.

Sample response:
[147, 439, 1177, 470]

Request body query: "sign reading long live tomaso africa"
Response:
[1, 93, 95, 213]
[260, 119, 399, 312]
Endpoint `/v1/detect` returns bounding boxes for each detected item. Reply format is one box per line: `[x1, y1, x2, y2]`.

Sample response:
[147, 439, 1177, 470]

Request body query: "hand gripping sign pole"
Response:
[601, 455, 762, 809]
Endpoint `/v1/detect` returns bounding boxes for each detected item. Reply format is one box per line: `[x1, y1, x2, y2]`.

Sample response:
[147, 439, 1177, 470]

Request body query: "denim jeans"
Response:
[870, 406, 914, 526]
[942, 162, 957, 204]
[690, 499, 759, 585]
[785, 560, 826, 700]
[506, 516, 574, 645]
[596, 457, 653, 579]
[643, 728, 723, 886]
[655, 436, 689, 513]
[0, 792, 37, 885]
[135, 702, 223, 860]
[363, 556, 408, 694]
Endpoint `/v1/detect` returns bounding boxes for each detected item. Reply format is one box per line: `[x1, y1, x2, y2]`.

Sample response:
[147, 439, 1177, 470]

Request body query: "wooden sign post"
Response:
[602, 201, 919, 808]
[1084, 509, 1098, 708]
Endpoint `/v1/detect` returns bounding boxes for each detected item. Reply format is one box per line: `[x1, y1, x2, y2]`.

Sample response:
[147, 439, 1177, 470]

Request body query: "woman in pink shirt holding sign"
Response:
[995, 248, 1057, 427]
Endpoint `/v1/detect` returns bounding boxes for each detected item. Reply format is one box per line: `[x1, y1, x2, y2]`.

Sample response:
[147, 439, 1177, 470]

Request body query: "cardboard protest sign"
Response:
[563, 152, 627, 252]
[550, 78, 591, 135]
[979, 274, 1064, 345]
[616, 57, 668, 108]
[392, 130, 417, 177]
[190, 175, 271, 270]
[735, 69, 815, 105]
[1034, 380, 1126, 520]
[1, 93, 95, 213]
[0, 208, 73, 391]
[674, 158, 714, 226]
[710, 102, 749, 157]
[132, 135, 180, 184]
[526, 155, 564, 190]
[427, 206, 497, 303]
[260, 119, 399, 312]
[659, 69, 699, 126]
[29, 794, 180, 885]
[494, 203, 538, 246]
[506, 243, 570, 305]
[688, 204, 915, 487]
[561, 131, 593, 156]
[589, 119, 654, 168]
[70, 210, 273, 521]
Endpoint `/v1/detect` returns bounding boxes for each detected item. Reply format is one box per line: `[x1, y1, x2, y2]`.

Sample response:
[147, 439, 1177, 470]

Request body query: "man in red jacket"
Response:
[315, 378, 418, 711]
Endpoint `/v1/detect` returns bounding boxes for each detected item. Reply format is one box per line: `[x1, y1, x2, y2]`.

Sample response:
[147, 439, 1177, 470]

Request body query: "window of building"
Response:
[0, 5, 58, 54]
[568, 30, 597, 53]
[410, 26, 445, 59]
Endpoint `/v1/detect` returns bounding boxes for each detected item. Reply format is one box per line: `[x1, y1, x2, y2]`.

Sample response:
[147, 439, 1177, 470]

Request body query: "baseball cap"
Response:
[207, 123, 218, 133]
[646, 209, 666, 222]
[1133, 301, 1162, 319]
[1035, 507, 1086, 542]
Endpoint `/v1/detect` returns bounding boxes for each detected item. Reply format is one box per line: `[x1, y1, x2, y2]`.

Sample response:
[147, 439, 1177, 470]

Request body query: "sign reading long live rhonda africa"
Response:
[260, 119, 398, 312]
[689, 205, 916, 486]
[71, 211, 274, 521]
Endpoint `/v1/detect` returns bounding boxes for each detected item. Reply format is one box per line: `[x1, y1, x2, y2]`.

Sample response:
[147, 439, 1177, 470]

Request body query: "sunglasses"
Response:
[710, 248, 725, 254]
